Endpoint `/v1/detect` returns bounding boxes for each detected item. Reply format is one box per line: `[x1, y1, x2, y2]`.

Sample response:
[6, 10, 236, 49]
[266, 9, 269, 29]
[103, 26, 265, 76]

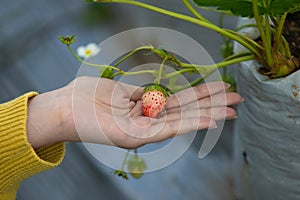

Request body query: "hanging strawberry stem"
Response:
[155, 56, 168, 85]
[114, 149, 130, 180]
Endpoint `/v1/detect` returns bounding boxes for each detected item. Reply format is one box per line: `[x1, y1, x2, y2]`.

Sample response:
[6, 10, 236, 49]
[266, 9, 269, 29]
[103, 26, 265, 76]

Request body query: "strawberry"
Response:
[142, 84, 168, 118]
[127, 154, 147, 179]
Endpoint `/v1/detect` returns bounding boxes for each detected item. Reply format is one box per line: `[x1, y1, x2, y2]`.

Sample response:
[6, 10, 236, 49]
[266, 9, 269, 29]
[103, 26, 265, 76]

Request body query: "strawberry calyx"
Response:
[143, 84, 169, 98]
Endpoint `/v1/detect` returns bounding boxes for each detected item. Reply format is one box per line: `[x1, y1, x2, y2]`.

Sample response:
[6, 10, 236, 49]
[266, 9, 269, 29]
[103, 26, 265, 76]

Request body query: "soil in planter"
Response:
[283, 11, 300, 62]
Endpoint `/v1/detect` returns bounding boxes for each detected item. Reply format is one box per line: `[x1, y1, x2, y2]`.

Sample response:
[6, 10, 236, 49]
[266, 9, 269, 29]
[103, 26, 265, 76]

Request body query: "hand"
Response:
[27, 76, 243, 149]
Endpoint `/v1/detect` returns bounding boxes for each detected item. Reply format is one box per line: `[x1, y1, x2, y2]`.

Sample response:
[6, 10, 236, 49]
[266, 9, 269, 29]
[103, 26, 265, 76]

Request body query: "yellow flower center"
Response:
[85, 49, 92, 55]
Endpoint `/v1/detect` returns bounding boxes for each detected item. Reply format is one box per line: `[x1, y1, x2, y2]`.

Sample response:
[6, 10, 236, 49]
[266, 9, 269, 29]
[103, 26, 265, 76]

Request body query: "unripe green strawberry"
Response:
[127, 154, 147, 179]
[142, 84, 168, 118]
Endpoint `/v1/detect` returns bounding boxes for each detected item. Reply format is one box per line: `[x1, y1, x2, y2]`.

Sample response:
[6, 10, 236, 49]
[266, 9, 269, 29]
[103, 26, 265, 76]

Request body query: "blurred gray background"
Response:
[0, 1, 238, 199]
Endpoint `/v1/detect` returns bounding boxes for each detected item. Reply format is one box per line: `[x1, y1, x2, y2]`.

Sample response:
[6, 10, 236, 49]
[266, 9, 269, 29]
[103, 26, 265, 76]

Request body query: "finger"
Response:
[197, 92, 243, 107]
[129, 100, 143, 117]
[163, 107, 237, 121]
[166, 92, 243, 113]
[125, 84, 144, 101]
[147, 117, 217, 143]
[166, 81, 230, 109]
[113, 81, 144, 101]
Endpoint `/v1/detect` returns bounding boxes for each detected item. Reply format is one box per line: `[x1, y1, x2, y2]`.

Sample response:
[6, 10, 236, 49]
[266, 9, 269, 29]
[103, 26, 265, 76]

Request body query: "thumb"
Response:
[121, 82, 144, 101]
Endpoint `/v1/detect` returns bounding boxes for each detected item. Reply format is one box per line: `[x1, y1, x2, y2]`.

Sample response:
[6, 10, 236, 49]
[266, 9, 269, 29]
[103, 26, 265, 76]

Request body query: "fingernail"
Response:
[208, 125, 218, 130]
[225, 83, 231, 89]
[208, 124, 218, 129]
[241, 98, 245, 102]
[227, 115, 238, 120]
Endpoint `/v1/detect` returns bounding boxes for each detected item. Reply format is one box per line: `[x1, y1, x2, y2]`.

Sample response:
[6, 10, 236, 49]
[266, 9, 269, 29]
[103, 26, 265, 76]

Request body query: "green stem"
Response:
[111, 71, 123, 78]
[195, 55, 255, 69]
[173, 71, 213, 92]
[281, 35, 292, 57]
[181, 0, 209, 22]
[224, 52, 253, 61]
[114, 45, 154, 67]
[168, 75, 179, 92]
[166, 54, 255, 79]
[122, 69, 158, 76]
[252, 0, 272, 68]
[156, 56, 168, 84]
[176, 55, 254, 91]
[67, 45, 120, 71]
[252, 0, 266, 42]
[121, 149, 130, 170]
[97, 0, 260, 57]
[268, 24, 291, 58]
[275, 13, 287, 49]
[264, 13, 274, 66]
[225, 29, 264, 51]
[165, 68, 196, 78]
[189, 74, 210, 87]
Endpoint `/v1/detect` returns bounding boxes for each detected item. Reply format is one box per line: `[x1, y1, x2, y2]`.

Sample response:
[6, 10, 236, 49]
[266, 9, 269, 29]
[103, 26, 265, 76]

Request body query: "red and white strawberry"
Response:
[142, 84, 168, 118]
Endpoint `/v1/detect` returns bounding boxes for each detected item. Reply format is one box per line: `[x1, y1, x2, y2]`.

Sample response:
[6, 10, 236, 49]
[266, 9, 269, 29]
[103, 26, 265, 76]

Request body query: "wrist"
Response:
[58, 83, 79, 143]
[26, 86, 76, 148]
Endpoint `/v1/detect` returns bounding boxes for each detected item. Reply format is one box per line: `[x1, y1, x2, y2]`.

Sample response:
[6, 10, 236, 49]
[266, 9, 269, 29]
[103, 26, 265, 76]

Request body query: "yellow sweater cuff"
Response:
[0, 92, 65, 198]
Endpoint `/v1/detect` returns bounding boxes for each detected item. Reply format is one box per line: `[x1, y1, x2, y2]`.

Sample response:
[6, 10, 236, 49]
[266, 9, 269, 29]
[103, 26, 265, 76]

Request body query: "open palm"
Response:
[70, 76, 242, 149]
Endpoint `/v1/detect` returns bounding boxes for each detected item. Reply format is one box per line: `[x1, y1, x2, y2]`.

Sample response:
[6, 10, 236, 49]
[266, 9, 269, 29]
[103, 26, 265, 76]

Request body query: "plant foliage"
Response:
[193, 0, 300, 17]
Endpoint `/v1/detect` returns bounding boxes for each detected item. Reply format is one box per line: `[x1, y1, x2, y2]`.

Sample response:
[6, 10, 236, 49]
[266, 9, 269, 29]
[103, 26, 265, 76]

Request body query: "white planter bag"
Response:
[233, 60, 300, 199]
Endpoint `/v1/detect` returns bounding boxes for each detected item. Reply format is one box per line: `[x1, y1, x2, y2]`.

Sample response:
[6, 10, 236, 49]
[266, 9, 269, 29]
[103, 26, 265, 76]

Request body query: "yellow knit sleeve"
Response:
[0, 92, 65, 200]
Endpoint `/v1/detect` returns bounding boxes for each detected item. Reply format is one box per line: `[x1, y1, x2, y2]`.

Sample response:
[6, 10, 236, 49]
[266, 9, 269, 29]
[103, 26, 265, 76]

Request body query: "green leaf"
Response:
[114, 170, 129, 180]
[193, 0, 254, 17]
[192, 0, 300, 17]
[271, 0, 300, 14]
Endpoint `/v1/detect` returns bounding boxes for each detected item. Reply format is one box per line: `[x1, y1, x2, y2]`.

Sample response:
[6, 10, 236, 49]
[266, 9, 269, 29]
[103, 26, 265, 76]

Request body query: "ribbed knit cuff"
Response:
[0, 92, 65, 195]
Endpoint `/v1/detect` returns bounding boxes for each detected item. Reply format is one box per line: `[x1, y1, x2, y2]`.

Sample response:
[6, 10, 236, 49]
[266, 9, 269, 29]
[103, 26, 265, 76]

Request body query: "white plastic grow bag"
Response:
[233, 60, 300, 200]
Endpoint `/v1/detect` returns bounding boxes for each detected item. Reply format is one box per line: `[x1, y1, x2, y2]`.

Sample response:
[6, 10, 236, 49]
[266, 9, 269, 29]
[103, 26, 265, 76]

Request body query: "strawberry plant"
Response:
[89, 0, 300, 78]
[60, 0, 300, 191]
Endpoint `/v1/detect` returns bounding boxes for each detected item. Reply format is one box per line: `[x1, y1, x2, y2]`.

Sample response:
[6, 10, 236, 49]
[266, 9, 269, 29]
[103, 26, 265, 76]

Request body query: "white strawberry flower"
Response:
[77, 43, 100, 59]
